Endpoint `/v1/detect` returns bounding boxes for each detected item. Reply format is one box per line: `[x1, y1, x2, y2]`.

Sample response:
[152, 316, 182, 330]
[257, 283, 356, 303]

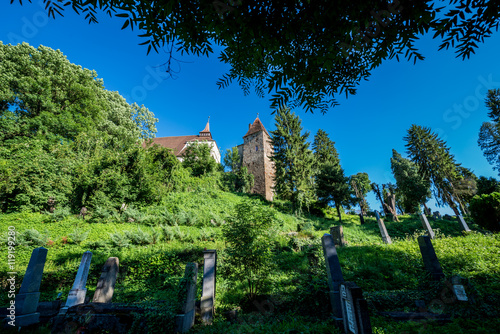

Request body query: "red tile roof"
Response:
[149, 135, 214, 157]
[243, 117, 270, 138]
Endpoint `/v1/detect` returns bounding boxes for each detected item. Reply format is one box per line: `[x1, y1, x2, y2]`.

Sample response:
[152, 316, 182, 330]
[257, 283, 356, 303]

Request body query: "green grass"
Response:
[1, 191, 499, 333]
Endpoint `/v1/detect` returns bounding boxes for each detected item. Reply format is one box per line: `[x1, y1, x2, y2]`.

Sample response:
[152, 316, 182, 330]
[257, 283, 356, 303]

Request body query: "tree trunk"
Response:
[336, 204, 342, 223]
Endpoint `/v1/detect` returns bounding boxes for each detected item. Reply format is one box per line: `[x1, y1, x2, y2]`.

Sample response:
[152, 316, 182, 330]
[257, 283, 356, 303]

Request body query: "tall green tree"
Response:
[313, 129, 351, 221]
[222, 147, 254, 193]
[182, 141, 219, 177]
[350, 173, 372, 215]
[478, 89, 500, 176]
[404, 125, 474, 216]
[270, 107, 315, 212]
[19, 1, 500, 112]
[390, 149, 431, 214]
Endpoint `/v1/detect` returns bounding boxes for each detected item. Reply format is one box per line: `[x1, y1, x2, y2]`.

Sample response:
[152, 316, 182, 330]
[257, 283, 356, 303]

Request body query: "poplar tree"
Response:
[404, 125, 474, 216]
[270, 107, 315, 213]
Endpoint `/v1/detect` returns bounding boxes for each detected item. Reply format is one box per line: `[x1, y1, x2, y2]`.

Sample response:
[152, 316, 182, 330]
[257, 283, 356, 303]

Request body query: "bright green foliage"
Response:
[312, 129, 339, 166]
[182, 141, 219, 177]
[270, 107, 315, 213]
[24, 1, 500, 113]
[222, 147, 254, 193]
[313, 129, 351, 221]
[404, 125, 475, 216]
[469, 192, 500, 231]
[222, 201, 277, 300]
[478, 89, 500, 176]
[390, 149, 431, 214]
[349, 172, 372, 214]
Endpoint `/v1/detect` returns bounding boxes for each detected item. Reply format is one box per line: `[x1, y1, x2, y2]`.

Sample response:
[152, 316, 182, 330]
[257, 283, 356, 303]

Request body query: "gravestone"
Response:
[419, 213, 435, 239]
[330, 226, 346, 246]
[60, 251, 93, 314]
[374, 211, 392, 244]
[457, 215, 471, 232]
[417, 236, 445, 281]
[359, 214, 365, 225]
[13, 247, 48, 327]
[432, 211, 442, 220]
[175, 263, 198, 333]
[451, 276, 468, 301]
[201, 250, 217, 324]
[321, 234, 345, 321]
[92, 257, 119, 303]
[339, 282, 372, 334]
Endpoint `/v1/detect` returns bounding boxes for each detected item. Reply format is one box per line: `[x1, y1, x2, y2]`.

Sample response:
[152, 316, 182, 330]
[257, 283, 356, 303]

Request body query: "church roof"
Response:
[243, 117, 270, 138]
[150, 135, 215, 157]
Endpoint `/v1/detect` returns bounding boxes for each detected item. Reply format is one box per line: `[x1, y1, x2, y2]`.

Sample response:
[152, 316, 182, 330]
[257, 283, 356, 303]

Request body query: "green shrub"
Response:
[68, 227, 89, 244]
[109, 231, 131, 248]
[122, 207, 144, 223]
[50, 206, 72, 222]
[125, 227, 153, 245]
[469, 192, 500, 231]
[18, 228, 48, 246]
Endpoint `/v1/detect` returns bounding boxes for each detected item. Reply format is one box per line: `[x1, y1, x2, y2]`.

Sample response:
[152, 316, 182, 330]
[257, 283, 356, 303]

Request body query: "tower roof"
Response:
[243, 117, 270, 138]
[199, 117, 212, 137]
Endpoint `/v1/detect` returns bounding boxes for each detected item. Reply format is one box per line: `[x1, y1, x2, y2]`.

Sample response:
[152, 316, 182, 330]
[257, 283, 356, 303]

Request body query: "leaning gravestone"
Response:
[92, 257, 119, 303]
[374, 211, 392, 244]
[330, 226, 346, 246]
[13, 247, 48, 327]
[419, 213, 435, 239]
[321, 234, 345, 321]
[457, 215, 471, 232]
[201, 250, 217, 324]
[417, 236, 445, 281]
[59, 251, 93, 314]
[339, 282, 372, 334]
[175, 263, 198, 333]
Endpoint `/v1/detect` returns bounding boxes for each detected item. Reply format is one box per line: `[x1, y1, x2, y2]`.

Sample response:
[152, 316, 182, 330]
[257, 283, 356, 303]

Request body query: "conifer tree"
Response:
[270, 107, 315, 213]
[404, 125, 474, 216]
[478, 89, 500, 175]
[390, 149, 431, 214]
[313, 129, 339, 166]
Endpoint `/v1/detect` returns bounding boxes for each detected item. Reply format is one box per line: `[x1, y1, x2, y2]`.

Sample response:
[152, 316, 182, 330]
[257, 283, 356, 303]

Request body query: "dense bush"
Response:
[469, 192, 500, 231]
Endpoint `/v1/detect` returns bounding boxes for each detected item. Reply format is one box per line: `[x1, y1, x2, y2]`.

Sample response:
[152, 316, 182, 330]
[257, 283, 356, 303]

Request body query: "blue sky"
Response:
[2, 2, 500, 214]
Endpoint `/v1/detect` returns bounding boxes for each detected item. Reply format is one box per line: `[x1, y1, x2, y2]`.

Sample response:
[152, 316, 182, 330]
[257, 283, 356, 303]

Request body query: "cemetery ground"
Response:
[1, 189, 499, 333]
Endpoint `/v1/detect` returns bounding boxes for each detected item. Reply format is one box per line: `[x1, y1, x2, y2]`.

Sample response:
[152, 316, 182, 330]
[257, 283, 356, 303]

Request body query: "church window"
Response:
[256, 146, 259, 151]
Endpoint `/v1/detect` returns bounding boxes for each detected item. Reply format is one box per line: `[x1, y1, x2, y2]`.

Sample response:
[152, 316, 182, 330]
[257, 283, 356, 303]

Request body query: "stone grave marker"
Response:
[59, 251, 92, 314]
[201, 250, 217, 324]
[419, 213, 435, 239]
[339, 282, 372, 334]
[321, 234, 345, 321]
[432, 211, 442, 220]
[417, 236, 445, 281]
[457, 215, 471, 232]
[92, 257, 119, 303]
[330, 225, 346, 246]
[451, 276, 468, 301]
[175, 263, 198, 333]
[374, 211, 392, 244]
[13, 247, 48, 327]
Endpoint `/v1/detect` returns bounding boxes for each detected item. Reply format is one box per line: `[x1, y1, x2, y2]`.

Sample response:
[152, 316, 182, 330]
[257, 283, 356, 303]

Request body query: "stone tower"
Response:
[237, 117, 274, 201]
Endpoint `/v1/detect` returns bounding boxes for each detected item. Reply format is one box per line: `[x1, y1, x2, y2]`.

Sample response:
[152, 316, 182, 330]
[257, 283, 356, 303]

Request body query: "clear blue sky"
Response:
[2, 2, 500, 214]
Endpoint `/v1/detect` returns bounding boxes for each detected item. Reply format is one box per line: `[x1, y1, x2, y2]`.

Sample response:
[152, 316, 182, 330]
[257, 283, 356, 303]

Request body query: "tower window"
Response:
[256, 146, 259, 151]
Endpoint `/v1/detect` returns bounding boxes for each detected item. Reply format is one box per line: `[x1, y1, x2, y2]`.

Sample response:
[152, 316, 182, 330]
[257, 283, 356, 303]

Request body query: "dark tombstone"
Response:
[175, 263, 198, 333]
[92, 257, 119, 303]
[359, 214, 365, 225]
[201, 250, 217, 324]
[330, 226, 346, 246]
[419, 213, 435, 239]
[457, 215, 471, 232]
[13, 247, 48, 327]
[321, 234, 345, 321]
[339, 282, 373, 334]
[374, 211, 392, 244]
[417, 236, 445, 281]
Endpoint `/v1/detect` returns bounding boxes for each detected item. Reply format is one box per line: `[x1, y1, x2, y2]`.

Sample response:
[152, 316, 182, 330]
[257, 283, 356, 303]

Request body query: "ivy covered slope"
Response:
[1, 191, 499, 333]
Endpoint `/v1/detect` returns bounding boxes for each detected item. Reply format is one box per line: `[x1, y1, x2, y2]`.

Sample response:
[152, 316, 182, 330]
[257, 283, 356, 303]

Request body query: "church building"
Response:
[150, 119, 221, 163]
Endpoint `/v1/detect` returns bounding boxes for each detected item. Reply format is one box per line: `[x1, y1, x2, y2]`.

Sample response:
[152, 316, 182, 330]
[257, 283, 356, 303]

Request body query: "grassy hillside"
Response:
[1, 189, 499, 333]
